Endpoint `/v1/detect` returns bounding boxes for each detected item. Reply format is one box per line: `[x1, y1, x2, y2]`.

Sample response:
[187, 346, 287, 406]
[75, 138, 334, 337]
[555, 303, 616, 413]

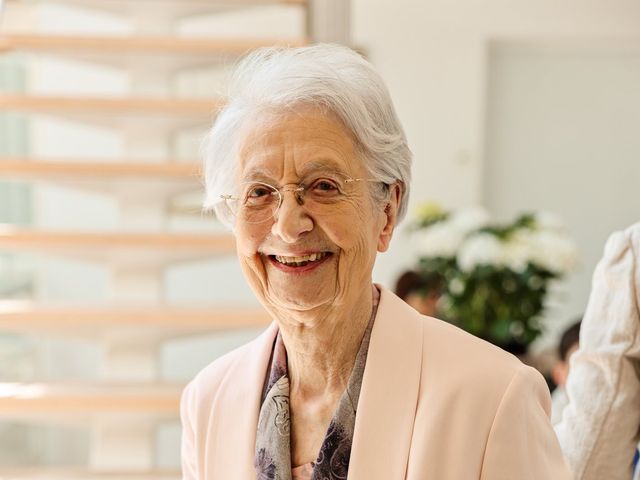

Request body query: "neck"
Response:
[277, 285, 374, 400]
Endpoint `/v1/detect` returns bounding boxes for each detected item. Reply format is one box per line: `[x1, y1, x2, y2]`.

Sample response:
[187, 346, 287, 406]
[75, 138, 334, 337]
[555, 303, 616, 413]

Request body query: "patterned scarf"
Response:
[254, 288, 379, 480]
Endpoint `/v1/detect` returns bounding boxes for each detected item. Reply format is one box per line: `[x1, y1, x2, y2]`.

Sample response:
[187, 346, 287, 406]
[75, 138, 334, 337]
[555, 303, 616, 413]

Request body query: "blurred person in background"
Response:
[550, 319, 581, 425]
[556, 221, 640, 480]
[180, 44, 571, 480]
[394, 269, 443, 317]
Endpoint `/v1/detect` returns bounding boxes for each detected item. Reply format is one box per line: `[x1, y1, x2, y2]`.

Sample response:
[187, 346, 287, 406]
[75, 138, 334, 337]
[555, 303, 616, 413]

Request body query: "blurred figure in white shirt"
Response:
[556, 222, 640, 480]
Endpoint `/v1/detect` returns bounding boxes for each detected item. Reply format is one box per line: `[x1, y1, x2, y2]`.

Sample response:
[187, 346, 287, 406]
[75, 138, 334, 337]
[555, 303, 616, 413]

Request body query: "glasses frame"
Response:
[219, 174, 384, 224]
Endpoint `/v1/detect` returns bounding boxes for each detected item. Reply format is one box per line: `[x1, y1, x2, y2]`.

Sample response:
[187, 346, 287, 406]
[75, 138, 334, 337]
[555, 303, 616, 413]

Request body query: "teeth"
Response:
[274, 252, 327, 265]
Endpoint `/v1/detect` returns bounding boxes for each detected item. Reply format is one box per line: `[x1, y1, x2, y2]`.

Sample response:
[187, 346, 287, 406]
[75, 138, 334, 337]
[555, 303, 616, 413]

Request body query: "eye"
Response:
[244, 183, 276, 206]
[247, 186, 271, 198]
[309, 178, 340, 195]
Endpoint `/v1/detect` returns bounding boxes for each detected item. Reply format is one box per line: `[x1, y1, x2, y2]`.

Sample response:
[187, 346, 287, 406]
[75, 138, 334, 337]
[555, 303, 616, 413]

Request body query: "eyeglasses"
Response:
[220, 171, 383, 224]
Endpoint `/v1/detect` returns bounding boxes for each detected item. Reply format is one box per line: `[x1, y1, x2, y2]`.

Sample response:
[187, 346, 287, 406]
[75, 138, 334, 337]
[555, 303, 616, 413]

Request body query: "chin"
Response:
[263, 283, 335, 313]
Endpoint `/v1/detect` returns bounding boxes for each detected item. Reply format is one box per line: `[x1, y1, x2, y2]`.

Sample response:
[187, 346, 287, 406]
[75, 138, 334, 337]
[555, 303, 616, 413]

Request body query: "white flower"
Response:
[449, 278, 465, 295]
[526, 230, 578, 274]
[457, 233, 505, 272]
[413, 222, 465, 258]
[501, 234, 532, 273]
[414, 206, 577, 276]
[449, 206, 490, 234]
[413, 205, 490, 259]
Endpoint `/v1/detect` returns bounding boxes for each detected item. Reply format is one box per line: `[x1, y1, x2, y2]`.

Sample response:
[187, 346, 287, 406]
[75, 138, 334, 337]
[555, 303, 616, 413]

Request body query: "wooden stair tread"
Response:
[0, 158, 201, 179]
[0, 468, 180, 480]
[0, 301, 271, 335]
[0, 33, 308, 55]
[0, 158, 203, 197]
[0, 227, 235, 267]
[0, 381, 182, 415]
[4, 0, 307, 7]
[0, 227, 233, 250]
[0, 94, 219, 115]
[0, 94, 218, 129]
[1, 0, 308, 33]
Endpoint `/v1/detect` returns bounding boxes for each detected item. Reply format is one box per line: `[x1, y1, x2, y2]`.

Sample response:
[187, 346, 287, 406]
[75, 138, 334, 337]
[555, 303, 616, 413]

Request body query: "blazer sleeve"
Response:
[180, 381, 199, 480]
[555, 223, 640, 480]
[480, 365, 573, 480]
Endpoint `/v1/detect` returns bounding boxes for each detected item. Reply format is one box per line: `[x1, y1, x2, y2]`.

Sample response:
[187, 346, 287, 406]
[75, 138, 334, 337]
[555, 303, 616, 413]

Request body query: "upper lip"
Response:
[263, 250, 332, 256]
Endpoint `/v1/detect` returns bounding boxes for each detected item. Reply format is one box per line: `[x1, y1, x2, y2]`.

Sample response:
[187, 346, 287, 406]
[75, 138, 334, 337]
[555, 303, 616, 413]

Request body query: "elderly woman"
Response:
[180, 44, 570, 480]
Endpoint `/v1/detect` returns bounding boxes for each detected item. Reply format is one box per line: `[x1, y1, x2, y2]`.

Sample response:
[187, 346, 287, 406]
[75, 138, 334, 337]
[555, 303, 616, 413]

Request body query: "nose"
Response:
[271, 189, 313, 243]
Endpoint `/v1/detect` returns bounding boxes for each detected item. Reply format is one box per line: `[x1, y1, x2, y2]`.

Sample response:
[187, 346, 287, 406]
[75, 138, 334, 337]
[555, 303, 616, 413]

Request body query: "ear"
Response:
[377, 182, 403, 253]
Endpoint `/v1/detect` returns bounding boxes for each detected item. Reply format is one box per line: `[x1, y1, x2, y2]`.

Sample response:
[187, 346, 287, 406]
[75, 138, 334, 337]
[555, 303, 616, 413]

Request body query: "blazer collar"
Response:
[210, 321, 278, 479]
[349, 284, 424, 479]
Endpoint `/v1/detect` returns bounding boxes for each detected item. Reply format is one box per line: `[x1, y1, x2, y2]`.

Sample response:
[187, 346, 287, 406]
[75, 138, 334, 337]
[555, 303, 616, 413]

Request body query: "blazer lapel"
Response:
[210, 322, 278, 480]
[348, 285, 424, 480]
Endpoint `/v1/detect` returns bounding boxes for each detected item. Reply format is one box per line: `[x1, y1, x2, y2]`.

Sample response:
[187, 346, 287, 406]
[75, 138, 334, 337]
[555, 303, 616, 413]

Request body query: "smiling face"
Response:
[232, 107, 398, 320]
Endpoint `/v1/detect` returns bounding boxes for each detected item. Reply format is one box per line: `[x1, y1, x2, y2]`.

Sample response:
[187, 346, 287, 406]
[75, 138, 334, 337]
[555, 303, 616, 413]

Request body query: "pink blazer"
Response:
[181, 285, 571, 479]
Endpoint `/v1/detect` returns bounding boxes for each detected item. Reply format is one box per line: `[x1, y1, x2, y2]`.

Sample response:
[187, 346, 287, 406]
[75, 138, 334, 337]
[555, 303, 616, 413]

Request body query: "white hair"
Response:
[202, 43, 412, 228]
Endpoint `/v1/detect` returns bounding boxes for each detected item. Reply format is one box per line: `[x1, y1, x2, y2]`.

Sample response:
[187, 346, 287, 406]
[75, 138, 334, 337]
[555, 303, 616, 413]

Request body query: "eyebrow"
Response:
[298, 160, 347, 176]
[242, 159, 350, 183]
[241, 167, 277, 182]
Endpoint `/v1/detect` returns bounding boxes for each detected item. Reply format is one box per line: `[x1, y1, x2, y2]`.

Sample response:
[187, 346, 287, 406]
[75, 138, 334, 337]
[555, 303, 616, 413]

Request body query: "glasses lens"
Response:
[239, 182, 279, 224]
[225, 173, 358, 224]
[301, 175, 352, 216]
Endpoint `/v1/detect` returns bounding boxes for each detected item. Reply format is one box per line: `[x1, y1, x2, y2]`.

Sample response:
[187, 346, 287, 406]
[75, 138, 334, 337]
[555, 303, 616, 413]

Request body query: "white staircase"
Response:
[0, 0, 352, 477]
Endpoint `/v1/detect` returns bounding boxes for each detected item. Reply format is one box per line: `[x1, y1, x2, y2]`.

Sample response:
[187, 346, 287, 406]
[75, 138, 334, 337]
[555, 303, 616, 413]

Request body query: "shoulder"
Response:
[583, 221, 640, 341]
[419, 314, 532, 395]
[374, 287, 563, 474]
[623, 221, 640, 241]
[604, 221, 640, 256]
[415, 316, 554, 451]
[421, 314, 522, 372]
[376, 285, 533, 399]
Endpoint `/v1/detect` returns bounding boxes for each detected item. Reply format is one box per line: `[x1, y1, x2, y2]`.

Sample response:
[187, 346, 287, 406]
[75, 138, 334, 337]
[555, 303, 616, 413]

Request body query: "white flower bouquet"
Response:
[413, 204, 577, 351]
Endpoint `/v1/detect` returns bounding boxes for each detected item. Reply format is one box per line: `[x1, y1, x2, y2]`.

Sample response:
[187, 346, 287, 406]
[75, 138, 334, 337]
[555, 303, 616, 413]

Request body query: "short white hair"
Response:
[202, 43, 412, 228]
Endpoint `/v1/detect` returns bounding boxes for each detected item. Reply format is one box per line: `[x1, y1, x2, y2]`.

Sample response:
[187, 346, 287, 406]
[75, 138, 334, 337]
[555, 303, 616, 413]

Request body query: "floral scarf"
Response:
[254, 287, 379, 480]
